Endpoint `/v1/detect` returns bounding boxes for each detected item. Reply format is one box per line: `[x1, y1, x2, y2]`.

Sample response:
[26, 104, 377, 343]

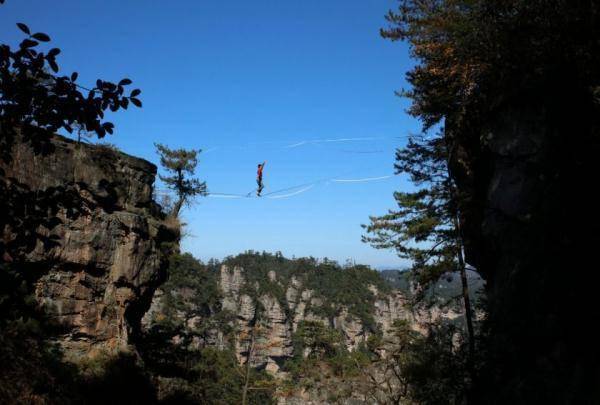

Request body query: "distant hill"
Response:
[380, 269, 412, 292]
[380, 268, 485, 304]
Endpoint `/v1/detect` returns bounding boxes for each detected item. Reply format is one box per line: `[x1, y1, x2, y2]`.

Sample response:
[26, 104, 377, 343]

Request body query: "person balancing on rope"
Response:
[256, 161, 266, 196]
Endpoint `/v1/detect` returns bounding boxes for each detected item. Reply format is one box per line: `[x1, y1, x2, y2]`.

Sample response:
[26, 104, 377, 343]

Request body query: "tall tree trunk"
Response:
[172, 168, 185, 217]
[242, 328, 256, 405]
[172, 196, 184, 218]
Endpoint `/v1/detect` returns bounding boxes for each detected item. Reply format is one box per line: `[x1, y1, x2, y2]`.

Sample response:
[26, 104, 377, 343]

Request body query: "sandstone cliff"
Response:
[144, 263, 465, 377]
[1, 132, 176, 359]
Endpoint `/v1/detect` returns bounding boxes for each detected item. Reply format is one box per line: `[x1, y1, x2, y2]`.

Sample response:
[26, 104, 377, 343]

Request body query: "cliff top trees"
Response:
[382, 0, 600, 131]
[155, 143, 207, 218]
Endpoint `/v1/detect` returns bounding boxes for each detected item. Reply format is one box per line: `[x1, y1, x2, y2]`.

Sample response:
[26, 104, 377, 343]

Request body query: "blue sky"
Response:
[1, 0, 420, 268]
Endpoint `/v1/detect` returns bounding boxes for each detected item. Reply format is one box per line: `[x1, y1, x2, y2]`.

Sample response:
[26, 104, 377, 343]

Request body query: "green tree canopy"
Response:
[362, 132, 476, 360]
[363, 134, 457, 288]
[382, 0, 600, 130]
[155, 143, 207, 217]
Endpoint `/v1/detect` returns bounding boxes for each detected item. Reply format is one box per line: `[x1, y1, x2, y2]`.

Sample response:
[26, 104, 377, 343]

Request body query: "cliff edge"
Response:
[0, 131, 177, 359]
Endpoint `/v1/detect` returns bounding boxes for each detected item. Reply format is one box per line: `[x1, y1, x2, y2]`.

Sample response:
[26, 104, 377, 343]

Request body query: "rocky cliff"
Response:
[0, 132, 176, 359]
[144, 262, 465, 377]
[449, 92, 600, 403]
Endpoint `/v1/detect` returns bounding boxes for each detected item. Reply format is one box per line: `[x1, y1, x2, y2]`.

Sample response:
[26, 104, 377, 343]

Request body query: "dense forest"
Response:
[2, 0, 600, 403]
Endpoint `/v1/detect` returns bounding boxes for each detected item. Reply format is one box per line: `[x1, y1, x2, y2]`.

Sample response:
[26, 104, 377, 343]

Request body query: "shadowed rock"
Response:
[1, 130, 177, 360]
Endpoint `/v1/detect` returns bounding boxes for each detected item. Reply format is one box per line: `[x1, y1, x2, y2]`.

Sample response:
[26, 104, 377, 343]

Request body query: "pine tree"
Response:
[362, 133, 475, 360]
[155, 143, 207, 217]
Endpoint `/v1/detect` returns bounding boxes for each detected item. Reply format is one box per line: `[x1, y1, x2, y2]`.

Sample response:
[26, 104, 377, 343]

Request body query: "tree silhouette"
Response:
[381, 1, 600, 402]
[1, 5, 142, 162]
[155, 143, 207, 218]
[363, 133, 475, 362]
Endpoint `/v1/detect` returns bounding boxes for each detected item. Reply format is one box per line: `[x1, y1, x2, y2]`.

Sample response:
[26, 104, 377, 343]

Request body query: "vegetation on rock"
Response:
[223, 251, 390, 330]
[155, 144, 208, 218]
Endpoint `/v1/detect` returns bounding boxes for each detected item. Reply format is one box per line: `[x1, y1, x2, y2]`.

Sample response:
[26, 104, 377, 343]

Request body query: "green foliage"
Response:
[222, 251, 390, 330]
[141, 324, 275, 404]
[139, 253, 275, 404]
[400, 323, 471, 405]
[144, 253, 234, 353]
[359, 319, 471, 404]
[225, 251, 289, 314]
[380, 2, 600, 402]
[380, 269, 412, 291]
[382, 0, 600, 132]
[304, 261, 389, 332]
[285, 320, 370, 385]
[160, 253, 222, 322]
[153, 347, 275, 405]
[362, 129, 477, 362]
[363, 133, 460, 291]
[155, 143, 207, 217]
[292, 320, 345, 360]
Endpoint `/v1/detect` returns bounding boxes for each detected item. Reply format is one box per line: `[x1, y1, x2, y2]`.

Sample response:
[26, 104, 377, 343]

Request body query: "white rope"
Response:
[285, 137, 385, 149]
[331, 175, 393, 183]
[207, 193, 248, 199]
[265, 184, 314, 199]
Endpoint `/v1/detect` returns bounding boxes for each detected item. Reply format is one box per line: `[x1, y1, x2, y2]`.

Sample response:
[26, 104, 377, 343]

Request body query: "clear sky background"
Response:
[1, 0, 420, 268]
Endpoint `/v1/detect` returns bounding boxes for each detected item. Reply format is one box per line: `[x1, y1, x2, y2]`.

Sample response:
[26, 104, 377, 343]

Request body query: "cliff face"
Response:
[144, 264, 464, 376]
[449, 93, 600, 402]
[1, 133, 176, 359]
[220, 265, 413, 374]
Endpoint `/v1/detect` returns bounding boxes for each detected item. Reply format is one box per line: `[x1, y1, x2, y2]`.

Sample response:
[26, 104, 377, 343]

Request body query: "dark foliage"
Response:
[363, 129, 477, 362]
[363, 133, 460, 288]
[384, 0, 600, 403]
[139, 253, 275, 404]
[0, 5, 155, 403]
[284, 320, 370, 388]
[1, 17, 141, 161]
[0, 2, 141, 153]
[1, 0, 143, 258]
[0, 173, 98, 263]
[0, 264, 158, 404]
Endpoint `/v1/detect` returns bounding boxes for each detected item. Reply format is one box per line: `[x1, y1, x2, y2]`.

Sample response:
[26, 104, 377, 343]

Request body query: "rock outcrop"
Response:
[146, 263, 465, 377]
[1, 132, 176, 359]
[449, 93, 600, 403]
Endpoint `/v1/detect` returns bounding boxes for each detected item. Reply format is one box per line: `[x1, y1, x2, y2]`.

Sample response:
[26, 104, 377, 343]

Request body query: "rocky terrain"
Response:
[1, 133, 177, 359]
[143, 262, 467, 378]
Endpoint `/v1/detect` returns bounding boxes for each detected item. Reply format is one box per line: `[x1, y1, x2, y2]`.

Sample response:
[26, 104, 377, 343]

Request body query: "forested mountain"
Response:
[140, 251, 480, 403]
